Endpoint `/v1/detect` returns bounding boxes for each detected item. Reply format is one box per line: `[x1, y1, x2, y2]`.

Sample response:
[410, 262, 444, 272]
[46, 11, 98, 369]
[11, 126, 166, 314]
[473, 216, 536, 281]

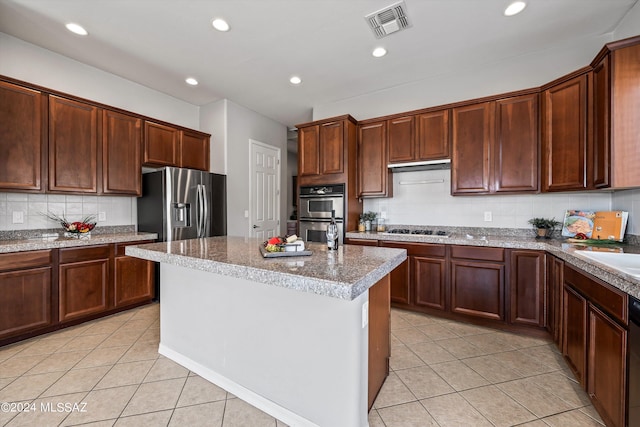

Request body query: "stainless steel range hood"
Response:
[388, 159, 451, 172]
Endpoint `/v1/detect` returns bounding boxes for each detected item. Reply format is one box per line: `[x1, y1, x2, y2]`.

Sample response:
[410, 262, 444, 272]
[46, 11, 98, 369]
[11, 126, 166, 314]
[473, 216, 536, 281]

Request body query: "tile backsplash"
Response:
[364, 169, 616, 230]
[0, 193, 136, 231]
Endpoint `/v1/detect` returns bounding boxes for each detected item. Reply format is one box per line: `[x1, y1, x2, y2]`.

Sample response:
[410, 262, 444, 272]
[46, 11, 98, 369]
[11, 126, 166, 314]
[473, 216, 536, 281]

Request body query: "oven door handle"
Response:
[299, 218, 343, 222]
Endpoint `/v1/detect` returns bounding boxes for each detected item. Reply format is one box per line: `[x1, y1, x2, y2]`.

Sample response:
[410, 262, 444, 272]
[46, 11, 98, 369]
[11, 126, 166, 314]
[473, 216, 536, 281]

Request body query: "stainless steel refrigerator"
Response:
[137, 167, 227, 241]
[137, 167, 226, 299]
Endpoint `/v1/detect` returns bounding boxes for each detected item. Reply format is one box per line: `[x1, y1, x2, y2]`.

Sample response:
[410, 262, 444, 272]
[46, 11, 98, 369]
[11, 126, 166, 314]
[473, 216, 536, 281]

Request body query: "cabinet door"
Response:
[114, 256, 154, 308]
[387, 116, 415, 164]
[451, 102, 493, 194]
[298, 125, 320, 176]
[368, 274, 390, 409]
[0, 81, 44, 191]
[181, 130, 210, 171]
[319, 121, 344, 175]
[494, 94, 539, 193]
[450, 260, 504, 320]
[509, 250, 545, 327]
[102, 110, 141, 195]
[542, 74, 589, 191]
[143, 121, 180, 167]
[592, 56, 611, 189]
[59, 254, 110, 323]
[588, 305, 626, 427]
[413, 256, 447, 311]
[389, 258, 410, 305]
[358, 121, 391, 197]
[0, 267, 52, 340]
[562, 284, 587, 385]
[547, 256, 564, 346]
[416, 109, 450, 160]
[49, 95, 99, 193]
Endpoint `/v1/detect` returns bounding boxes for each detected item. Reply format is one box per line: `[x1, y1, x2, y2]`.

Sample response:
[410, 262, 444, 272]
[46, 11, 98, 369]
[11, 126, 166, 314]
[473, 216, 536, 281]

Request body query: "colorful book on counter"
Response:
[562, 210, 596, 238]
[592, 211, 628, 241]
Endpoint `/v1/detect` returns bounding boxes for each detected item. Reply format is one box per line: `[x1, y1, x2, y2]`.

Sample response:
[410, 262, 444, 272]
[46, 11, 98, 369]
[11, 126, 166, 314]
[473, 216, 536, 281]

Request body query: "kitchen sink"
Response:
[574, 251, 640, 278]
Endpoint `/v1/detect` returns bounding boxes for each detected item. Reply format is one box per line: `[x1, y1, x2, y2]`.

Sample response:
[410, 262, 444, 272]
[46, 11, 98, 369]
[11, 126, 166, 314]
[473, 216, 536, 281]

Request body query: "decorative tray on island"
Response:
[259, 245, 313, 258]
[259, 236, 312, 258]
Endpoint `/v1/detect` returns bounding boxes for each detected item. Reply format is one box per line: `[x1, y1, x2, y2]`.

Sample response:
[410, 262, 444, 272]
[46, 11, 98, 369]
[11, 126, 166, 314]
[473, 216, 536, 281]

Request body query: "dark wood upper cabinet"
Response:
[48, 95, 99, 193]
[451, 102, 493, 194]
[0, 81, 45, 192]
[592, 56, 610, 189]
[494, 94, 539, 193]
[541, 73, 589, 192]
[102, 110, 142, 195]
[298, 125, 320, 177]
[387, 116, 415, 164]
[296, 115, 357, 187]
[320, 120, 345, 175]
[358, 121, 392, 198]
[593, 39, 640, 189]
[416, 109, 450, 160]
[143, 121, 180, 167]
[181, 130, 210, 171]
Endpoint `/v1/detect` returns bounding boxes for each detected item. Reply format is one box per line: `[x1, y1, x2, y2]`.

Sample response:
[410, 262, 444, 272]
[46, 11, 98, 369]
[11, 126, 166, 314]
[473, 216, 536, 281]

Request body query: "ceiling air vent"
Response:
[365, 1, 412, 39]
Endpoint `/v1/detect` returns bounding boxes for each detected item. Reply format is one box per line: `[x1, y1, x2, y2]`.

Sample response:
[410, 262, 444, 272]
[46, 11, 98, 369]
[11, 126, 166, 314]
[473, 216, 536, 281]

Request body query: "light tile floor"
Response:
[0, 303, 605, 426]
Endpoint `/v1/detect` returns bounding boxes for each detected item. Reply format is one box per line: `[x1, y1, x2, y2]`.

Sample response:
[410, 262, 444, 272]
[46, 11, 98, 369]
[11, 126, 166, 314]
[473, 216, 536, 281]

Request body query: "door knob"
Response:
[253, 225, 259, 229]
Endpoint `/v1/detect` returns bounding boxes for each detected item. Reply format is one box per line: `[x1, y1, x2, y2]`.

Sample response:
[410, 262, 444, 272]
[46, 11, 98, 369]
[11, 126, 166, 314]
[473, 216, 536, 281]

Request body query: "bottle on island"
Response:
[326, 209, 339, 250]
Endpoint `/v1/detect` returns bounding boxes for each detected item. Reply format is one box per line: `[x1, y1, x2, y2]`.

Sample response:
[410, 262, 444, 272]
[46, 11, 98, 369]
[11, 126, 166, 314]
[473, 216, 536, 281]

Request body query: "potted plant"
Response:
[528, 217, 561, 239]
[362, 211, 377, 232]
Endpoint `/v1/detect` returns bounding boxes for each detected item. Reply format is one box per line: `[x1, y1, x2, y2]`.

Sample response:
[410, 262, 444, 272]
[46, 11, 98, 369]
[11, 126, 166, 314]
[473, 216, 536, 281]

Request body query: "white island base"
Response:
[159, 263, 381, 427]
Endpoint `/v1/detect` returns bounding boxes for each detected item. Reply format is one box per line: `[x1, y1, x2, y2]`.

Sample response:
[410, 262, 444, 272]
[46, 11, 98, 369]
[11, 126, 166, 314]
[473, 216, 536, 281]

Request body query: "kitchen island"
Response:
[126, 236, 406, 427]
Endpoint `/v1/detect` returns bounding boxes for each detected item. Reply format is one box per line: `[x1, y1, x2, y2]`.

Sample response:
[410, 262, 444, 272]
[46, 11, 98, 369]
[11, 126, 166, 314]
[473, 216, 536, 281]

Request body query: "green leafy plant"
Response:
[528, 217, 561, 229]
[362, 211, 377, 222]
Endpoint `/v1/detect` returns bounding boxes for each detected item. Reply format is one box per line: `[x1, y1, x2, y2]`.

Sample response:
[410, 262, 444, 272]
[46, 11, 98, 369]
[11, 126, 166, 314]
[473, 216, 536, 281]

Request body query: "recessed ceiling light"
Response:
[504, 1, 526, 16]
[212, 18, 230, 32]
[289, 76, 302, 85]
[65, 23, 88, 36]
[372, 47, 387, 58]
[185, 77, 198, 86]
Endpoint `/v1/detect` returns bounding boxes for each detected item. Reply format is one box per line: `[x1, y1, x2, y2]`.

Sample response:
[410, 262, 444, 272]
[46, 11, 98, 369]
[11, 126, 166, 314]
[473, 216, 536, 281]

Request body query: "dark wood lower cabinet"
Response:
[509, 250, 545, 327]
[562, 284, 588, 385]
[547, 255, 564, 346]
[59, 246, 111, 323]
[562, 264, 628, 427]
[368, 274, 390, 410]
[0, 241, 155, 346]
[114, 254, 154, 307]
[451, 259, 505, 321]
[413, 256, 447, 311]
[0, 250, 54, 341]
[588, 305, 626, 427]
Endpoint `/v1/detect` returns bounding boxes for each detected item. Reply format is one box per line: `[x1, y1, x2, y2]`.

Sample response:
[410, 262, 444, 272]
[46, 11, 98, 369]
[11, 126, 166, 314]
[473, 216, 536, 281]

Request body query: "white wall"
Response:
[200, 99, 227, 175]
[612, 189, 640, 235]
[363, 169, 613, 230]
[201, 100, 287, 237]
[0, 33, 199, 128]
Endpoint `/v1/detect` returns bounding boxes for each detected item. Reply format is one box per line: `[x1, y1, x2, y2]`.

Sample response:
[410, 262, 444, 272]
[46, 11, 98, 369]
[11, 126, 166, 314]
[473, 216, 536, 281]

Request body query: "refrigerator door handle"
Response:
[202, 183, 209, 237]
[195, 184, 202, 238]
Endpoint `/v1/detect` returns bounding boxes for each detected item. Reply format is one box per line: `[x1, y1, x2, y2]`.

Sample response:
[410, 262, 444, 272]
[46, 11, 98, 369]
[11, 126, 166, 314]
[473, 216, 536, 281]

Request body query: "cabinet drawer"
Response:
[564, 264, 627, 324]
[451, 245, 504, 262]
[115, 240, 155, 257]
[0, 250, 52, 272]
[59, 245, 111, 264]
[380, 241, 445, 257]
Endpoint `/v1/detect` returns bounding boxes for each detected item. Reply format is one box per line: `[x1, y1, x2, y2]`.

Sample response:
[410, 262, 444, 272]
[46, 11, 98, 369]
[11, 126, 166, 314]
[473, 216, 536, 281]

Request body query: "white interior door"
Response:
[250, 139, 280, 240]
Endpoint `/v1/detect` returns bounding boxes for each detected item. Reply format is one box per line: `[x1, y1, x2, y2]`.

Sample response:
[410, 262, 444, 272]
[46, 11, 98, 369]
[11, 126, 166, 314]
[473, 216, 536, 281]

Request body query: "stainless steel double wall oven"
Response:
[298, 184, 345, 245]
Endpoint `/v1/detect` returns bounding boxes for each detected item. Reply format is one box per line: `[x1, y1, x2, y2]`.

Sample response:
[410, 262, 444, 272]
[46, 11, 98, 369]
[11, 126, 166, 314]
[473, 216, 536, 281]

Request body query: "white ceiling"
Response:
[0, 0, 637, 128]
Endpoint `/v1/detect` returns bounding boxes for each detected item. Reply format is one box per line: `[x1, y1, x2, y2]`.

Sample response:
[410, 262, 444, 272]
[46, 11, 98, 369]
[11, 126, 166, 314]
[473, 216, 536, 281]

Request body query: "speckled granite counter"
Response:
[347, 230, 640, 299]
[0, 231, 157, 253]
[126, 236, 406, 300]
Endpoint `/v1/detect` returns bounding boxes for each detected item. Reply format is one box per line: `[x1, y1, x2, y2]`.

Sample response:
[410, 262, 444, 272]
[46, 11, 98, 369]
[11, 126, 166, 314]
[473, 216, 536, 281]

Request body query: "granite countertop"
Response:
[126, 236, 407, 301]
[0, 231, 158, 254]
[346, 230, 640, 299]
